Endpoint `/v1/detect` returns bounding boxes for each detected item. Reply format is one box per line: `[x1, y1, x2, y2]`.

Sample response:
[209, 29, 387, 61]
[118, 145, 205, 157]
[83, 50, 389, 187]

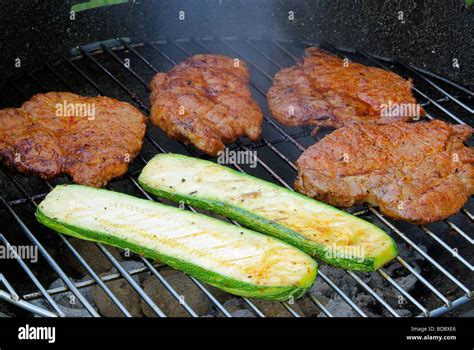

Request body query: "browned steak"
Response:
[295, 120, 474, 224]
[149, 54, 263, 156]
[0, 92, 146, 187]
[268, 47, 424, 130]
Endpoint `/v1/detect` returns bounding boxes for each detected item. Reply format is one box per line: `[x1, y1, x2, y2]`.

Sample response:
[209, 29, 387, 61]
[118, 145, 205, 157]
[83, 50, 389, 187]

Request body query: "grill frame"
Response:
[0, 36, 472, 318]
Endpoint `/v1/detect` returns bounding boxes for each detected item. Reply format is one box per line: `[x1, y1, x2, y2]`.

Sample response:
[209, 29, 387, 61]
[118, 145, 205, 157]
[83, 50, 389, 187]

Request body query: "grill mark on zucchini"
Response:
[95, 218, 228, 264]
[36, 184, 317, 300]
[138, 153, 398, 271]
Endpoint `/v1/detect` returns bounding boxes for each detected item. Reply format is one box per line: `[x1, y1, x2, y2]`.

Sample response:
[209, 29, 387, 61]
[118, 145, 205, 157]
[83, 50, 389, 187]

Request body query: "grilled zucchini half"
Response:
[36, 185, 317, 301]
[139, 153, 398, 271]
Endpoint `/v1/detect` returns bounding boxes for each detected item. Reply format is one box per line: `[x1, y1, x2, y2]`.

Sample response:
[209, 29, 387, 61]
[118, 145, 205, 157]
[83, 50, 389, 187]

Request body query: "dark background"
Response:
[0, 0, 472, 88]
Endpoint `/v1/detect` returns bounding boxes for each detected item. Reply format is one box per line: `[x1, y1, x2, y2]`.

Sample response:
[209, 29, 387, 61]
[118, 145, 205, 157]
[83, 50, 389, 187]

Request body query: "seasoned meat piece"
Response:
[149, 54, 263, 156]
[295, 120, 474, 224]
[268, 47, 424, 130]
[0, 92, 146, 187]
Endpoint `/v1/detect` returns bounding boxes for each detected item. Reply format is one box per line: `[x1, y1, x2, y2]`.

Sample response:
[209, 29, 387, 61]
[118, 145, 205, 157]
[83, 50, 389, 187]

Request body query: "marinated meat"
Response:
[268, 47, 424, 130]
[149, 54, 263, 156]
[0, 92, 146, 187]
[295, 120, 474, 224]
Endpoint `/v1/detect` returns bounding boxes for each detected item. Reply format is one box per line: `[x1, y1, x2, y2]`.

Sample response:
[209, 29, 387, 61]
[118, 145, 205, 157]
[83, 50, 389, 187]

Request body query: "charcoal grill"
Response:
[0, 36, 472, 318]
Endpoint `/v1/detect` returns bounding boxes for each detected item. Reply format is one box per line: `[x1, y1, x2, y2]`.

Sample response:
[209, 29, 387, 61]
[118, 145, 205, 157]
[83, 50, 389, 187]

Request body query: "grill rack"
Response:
[0, 36, 472, 318]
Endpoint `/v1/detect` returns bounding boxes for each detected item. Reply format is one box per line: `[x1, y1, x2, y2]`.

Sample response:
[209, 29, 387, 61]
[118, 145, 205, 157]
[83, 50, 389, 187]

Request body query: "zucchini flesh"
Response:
[138, 153, 398, 271]
[36, 185, 317, 301]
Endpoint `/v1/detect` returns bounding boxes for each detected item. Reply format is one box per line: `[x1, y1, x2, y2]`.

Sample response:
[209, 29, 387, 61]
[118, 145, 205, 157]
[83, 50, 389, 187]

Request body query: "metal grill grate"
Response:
[0, 37, 472, 318]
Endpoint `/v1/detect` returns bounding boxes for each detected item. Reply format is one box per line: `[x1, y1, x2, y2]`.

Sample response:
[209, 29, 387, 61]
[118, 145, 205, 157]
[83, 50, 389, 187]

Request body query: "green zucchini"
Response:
[138, 153, 398, 271]
[36, 185, 317, 301]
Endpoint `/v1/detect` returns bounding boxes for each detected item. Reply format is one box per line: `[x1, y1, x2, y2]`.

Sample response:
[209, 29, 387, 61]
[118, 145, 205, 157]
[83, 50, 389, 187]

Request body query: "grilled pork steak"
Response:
[149, 54, 263, 156]
[0, 92, 146, 187]
[295, 120, 474, 224]
[268, 47, 424, 130]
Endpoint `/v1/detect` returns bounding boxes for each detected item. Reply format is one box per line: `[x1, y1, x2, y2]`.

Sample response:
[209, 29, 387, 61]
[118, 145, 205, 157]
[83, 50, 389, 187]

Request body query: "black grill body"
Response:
[0, 1, 472, 87]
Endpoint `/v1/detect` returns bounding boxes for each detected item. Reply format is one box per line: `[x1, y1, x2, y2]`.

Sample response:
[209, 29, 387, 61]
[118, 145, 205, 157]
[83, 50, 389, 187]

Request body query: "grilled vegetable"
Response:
[36, 185, 317, 301]
[139, 153, 398, 271]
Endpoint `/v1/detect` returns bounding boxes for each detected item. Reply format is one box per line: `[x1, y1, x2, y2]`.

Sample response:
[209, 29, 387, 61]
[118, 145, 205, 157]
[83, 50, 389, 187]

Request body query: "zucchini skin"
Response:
[35, 189, 316, 301]
[139, 154, 398, 272]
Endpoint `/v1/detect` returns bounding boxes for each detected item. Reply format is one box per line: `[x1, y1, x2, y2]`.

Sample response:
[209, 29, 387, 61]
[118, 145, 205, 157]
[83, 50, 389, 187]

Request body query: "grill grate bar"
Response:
[1, 164, 132, 317]
[22, 265, 154, 301]
[395, 256, 451, 309]
[0, 287, 57, 317]
[317, 272, 368, 317]
[120, 40, 160, 73]
[0, 273, 20, 302]
[5, 193, 49, 207]
[461, 208, 474, 222]
[0, 234, 65, 316]
[368, 208, 471, 297]
[420, 226, 473, 271]
[55, 235, 133, 317]
[189, 277, 233, 317]
[242, 298, 266, 318]
[0, 197, 100, 317]
[377, 269, 428, 316]
[282, 302, 302, 317]
[408, 65, 474, 97]
[308, 294, 334, 317]
[395, 61, 473, 114]
[346, 271, 400, 317]
[96, 243, 166, 317]
[356, 50, 467, 125]
[444, 221, 473, 244]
